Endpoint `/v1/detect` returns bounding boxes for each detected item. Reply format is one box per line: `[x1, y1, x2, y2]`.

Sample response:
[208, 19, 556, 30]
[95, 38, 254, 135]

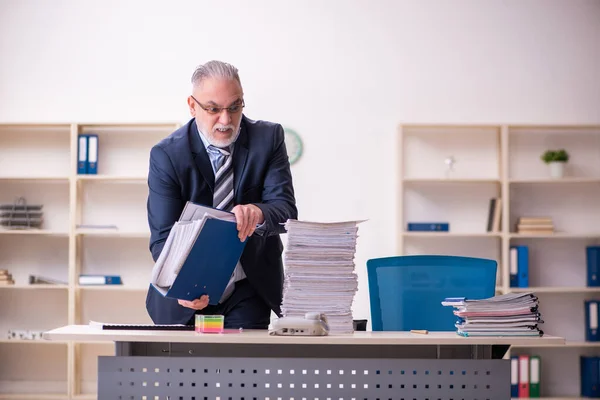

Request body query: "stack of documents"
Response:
[281, 219, 363, 334]
[441, 292, 544, 337]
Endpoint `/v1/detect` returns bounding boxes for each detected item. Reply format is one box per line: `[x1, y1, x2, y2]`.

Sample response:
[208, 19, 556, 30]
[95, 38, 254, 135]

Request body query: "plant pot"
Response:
[548, 161, 565, 179]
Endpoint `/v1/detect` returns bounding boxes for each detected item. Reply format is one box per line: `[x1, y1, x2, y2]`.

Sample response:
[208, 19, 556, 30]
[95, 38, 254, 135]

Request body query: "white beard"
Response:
[205, 123, 240, 148]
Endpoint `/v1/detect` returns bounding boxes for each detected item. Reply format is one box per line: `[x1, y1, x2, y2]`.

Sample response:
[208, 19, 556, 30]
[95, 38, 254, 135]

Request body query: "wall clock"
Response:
[284, 127, 303, 165]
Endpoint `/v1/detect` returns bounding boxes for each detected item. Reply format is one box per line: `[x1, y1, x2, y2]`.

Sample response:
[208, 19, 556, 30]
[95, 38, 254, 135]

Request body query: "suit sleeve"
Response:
[147, 145, 185, 261]
[253, 125, 298, 236]
[145, 145, 196, 325]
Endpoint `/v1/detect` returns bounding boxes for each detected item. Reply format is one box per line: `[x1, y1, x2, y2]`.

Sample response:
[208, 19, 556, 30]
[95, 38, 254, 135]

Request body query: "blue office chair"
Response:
[367, 255, 497, 331]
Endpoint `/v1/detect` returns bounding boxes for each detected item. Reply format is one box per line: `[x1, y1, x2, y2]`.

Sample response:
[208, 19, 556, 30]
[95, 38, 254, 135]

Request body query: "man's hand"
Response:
[178, 295, 209, 310]
[231, 204, 264, 241]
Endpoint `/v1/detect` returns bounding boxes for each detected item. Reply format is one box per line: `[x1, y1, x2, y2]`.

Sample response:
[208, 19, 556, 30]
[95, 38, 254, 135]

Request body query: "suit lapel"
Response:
[189, 120, 215, 192]
[233, 118, 249, 203]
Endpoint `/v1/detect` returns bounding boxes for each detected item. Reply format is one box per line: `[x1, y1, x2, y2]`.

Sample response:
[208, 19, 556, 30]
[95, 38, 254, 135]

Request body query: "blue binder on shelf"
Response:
[87, 134, 98, 174]
[510, 247, 518, 287]
[511, 355, 519, 397]
[586, 300, 600, 342]
[151, 217, 246, 304]
[77, 134, 88, 174]
[407, 222, 449, 232]
[587, 246, 600, 287]
[581, 356, 600, 397]
[510, 245, 529, 288]
[79, 275, 122, 285]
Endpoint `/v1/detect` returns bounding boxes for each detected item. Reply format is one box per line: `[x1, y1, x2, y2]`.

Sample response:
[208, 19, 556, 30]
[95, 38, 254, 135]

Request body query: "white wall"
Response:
[1, 0, 599, 320]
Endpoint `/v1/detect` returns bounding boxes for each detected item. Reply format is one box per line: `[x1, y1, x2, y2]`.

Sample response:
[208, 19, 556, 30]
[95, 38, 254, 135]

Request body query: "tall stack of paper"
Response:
[442, 292, 544, 337]
[281, 219, 362, 334]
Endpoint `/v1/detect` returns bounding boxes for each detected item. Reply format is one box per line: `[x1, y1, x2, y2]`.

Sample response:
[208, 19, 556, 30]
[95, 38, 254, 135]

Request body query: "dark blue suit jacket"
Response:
[145, 116, 297, 325]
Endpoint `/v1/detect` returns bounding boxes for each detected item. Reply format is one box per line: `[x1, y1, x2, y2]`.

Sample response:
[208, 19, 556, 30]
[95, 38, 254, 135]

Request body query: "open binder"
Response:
[150, 202, 246, 304]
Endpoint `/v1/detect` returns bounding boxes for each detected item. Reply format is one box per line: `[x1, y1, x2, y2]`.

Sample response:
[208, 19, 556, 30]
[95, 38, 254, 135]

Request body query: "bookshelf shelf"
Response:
[398, 123, 600, 398]
[0, 395, 69, 400]
[75, 229, 150, 238]
[506, 397, 597, 400]
[512, 341, 600, 348]
[0, 229, 69, 236]
[0, 339, 68, 345]
[402, 178, 501, 184]
[0, 176, 70, 181]
[402, 232, 502, 238]
[76, 285, 146, 292]
[510, 287, 600, 294]
[509, 233, 600, 239]
[0, 122, 178, 399]
[509, 177, 600, 184]
[76, 175, 146, 183]
[0, 284, 68, 290]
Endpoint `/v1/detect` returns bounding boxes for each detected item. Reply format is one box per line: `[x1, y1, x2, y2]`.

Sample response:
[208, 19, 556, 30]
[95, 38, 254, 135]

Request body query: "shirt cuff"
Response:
[254, 221, 267, 236]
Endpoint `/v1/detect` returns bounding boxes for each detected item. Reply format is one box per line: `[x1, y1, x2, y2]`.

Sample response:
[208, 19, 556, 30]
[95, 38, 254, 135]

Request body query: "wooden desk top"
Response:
[43, 325, 565, 346]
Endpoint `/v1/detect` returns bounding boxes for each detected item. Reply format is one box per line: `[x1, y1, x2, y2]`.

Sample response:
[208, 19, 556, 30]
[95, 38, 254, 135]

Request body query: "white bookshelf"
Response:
[0, 122, 179, 399]
[398, 124, 600, 398]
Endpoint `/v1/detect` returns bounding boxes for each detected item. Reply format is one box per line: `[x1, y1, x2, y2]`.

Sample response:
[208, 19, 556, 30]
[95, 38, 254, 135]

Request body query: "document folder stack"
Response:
[150, 202, 244, 304]
[442, 292, 544, 337]
[280, 219, 363, 334]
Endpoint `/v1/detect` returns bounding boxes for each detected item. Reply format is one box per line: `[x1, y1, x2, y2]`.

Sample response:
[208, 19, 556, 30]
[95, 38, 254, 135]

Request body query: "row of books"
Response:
[486, 199, 552, 234]
[510, 354, 600, 398]
[486, 197, 502, 232]
[407, 200, 568, 235]
[408, 197, 503, 233]
[77, 134, 99, 174]
[511, 354, 541, 397]
[0, 269, 14, 285]
[511, 354, 600, 398]
[510, 245, 600, 288]
[516, 216, 554, 235]
[407, 205, 553, 234]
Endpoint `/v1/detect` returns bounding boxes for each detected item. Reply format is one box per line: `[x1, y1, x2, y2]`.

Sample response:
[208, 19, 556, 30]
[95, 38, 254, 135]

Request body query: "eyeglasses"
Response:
[191, 95, 245, 115]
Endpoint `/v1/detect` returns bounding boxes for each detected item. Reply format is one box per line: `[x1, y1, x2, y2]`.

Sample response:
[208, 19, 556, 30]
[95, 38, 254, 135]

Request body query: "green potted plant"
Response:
[541, 149, 569, 178]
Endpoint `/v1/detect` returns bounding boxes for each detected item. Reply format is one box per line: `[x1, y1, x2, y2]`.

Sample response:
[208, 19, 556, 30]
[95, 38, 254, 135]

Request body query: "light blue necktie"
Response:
[210, 145, 234, 211]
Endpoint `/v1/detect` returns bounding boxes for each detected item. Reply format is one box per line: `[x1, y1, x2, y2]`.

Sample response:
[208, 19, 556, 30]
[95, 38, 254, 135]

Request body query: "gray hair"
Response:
[191, 60, 242, 88]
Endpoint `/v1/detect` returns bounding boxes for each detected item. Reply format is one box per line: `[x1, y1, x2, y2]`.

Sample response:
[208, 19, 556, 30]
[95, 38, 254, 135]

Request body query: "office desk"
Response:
[44, 325, 564, 399]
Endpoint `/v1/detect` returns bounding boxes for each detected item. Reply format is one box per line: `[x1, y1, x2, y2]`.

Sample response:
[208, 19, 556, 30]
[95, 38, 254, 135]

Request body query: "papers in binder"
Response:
[179, 201, 236, 223]
[151, 217, 209, 290]
[150, 202, 245, 303]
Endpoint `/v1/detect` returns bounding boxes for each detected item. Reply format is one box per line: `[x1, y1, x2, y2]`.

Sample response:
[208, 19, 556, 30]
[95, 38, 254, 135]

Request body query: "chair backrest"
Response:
[367, 255, 497, 331]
